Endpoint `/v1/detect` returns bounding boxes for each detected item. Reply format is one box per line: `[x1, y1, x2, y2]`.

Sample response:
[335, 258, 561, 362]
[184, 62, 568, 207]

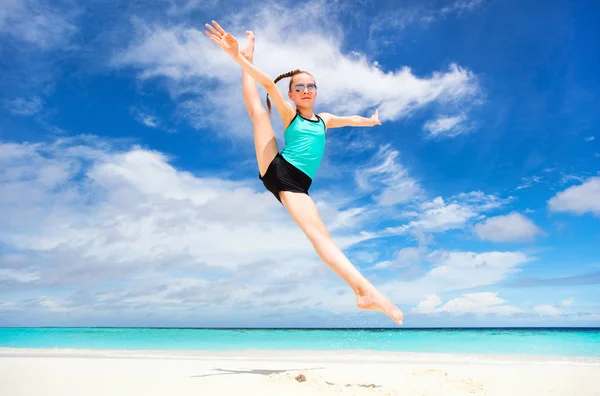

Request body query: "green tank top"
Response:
[280, 112, 327, 180]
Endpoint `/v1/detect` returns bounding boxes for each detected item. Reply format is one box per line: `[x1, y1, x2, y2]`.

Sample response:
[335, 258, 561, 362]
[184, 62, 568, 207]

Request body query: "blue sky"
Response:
[0, 0, 599, 328]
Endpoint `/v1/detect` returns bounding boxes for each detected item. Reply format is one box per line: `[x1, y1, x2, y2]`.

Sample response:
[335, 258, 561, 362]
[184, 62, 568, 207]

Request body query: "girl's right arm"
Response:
[205, 21, 295, 123]
[231, 51, 296, 123]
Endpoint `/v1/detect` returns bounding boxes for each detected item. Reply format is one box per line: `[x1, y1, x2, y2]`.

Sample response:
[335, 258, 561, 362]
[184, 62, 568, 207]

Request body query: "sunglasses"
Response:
[293, 83, 318, 93]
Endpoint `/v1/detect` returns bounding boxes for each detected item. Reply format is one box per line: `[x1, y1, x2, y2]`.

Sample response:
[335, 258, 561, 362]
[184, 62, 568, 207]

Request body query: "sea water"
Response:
[1, 327, 599, 357]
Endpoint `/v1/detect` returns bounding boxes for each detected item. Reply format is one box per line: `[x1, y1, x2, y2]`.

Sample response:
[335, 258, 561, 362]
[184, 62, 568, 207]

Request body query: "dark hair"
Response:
[266, 69, 314, 116]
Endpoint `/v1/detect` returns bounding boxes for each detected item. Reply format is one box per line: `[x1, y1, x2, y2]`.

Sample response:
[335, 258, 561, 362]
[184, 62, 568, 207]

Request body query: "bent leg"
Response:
[240, 31, 278, 176]
[279, 190, 404, 325]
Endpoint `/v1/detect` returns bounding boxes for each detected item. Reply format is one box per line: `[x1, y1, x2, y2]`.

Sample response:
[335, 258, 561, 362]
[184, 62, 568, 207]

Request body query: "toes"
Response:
[394, 311, 404, 325]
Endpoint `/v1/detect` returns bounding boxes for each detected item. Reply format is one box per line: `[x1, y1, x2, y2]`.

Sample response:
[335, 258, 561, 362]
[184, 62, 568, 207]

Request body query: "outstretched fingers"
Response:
[206, 33, 227, 51]
[204, 21, 239, 56]
[205, 24, 219, 37]
[205, 20, 224, 37]
[211, 20, 226, 35]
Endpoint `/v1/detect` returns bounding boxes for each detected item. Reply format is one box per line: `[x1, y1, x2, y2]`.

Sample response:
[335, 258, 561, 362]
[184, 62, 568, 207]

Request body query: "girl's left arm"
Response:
[319, 109, 382, 129]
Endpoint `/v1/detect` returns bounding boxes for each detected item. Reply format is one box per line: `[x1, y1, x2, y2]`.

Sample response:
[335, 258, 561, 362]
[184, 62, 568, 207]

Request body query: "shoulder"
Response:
[317, 112, 333, 128]
[318, 112, 333, 122]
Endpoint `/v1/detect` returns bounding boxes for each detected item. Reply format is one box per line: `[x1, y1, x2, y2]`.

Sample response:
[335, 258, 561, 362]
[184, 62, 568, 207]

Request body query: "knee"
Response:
[249, 106, 268, 122]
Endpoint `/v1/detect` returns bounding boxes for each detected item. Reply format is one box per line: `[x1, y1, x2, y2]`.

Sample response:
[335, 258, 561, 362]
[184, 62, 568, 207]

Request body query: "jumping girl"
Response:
[205, 21, 403, 326]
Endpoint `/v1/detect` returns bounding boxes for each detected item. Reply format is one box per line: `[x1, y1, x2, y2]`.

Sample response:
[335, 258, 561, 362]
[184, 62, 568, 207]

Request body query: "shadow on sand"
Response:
[192, 367, 324, 378]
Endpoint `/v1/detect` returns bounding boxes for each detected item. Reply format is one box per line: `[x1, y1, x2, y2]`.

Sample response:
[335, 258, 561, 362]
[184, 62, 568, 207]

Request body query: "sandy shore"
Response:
[1, 348, 598, 395]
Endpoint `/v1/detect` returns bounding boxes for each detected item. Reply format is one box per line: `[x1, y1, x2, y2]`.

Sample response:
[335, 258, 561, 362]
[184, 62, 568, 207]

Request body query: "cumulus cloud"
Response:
[111, 0, 481, 137]
[419, 250, 529, 290]
[0, 136, 537, 323]
[406, 196, 478, 232]
[412, 292, 522, 316]
[382, 191, 511, 236]
[474, 212, 542, 242]
[379, 250, 531, 305]
[0, 137, 397, 323]
[0, 138, 316, 275]
[548, 177, 600, 216]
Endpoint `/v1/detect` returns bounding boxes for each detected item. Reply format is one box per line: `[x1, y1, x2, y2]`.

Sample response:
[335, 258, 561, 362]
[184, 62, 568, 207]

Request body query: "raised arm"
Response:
[319, 109, 382, 130]
[205, 21, 295, 123]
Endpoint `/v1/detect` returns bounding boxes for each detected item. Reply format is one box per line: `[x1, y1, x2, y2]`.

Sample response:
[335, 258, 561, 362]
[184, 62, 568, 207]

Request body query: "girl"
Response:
[205, 21, 403, 326]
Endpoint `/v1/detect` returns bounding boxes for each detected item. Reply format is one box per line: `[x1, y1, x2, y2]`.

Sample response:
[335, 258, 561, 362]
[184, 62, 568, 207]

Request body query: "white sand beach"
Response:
[0, 348, 598, 396]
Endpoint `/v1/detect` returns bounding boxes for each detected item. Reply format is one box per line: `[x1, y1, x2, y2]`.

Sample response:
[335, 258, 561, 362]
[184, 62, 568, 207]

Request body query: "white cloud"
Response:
[111, 1, 481, 137]
[423, 113, 470, 138]
[421, 250, 529, 290]
[0, 301, 18, 312]
[0, 0, 78, 50]
[412, 292, 522, 316]
[561, 297, 574, 307]
[370, 0, 484, 35]
[437, 0, 485, 19]
[372, 247, 422, 270]
[380, 191, 511, 237]
[0, 136, 536, 323]
[559, 173, 586, 185]
[407, 196, 477, 232]
[130, 106, 173, 131]
[37, 296, 71, 312]
[354, 145, 422, 206]
[0, 268, 40, 283]
[0, 137, 391, 321]
[585, 136, 595, 141]
[548, 177, 600, 216]
[0, 140, 313, 271]
[3, 96, 44, 116]
[380, 250, 531, 305]
[515, 175, 543, 191]
[411, 294, 442, 313]
[166, 0, 219, 16]
[454, 191, 511, 212]
[474, 212, 542, 242]
[136, 111, 159, 128]
[533, 305, 561, 317]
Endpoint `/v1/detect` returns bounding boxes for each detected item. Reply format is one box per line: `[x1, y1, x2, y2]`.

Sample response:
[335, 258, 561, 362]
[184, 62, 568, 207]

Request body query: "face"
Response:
[288, 73, 317, 108]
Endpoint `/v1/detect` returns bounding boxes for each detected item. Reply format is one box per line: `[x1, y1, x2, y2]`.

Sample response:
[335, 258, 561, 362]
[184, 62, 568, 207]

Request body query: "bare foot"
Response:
[356, 287, 404, 326]
[240, 31, 254, 62]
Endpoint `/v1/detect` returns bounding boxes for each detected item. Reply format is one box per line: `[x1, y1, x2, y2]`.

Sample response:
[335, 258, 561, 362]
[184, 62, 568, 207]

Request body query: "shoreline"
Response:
[2, 347, 599, 365]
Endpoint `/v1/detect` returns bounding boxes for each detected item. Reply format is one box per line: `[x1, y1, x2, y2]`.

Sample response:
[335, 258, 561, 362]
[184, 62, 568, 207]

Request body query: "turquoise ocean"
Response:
[1, 328, 600, 357]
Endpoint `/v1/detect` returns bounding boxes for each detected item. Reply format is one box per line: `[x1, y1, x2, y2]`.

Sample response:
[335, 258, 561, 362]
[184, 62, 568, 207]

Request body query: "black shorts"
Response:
[259, 153, 312, 203]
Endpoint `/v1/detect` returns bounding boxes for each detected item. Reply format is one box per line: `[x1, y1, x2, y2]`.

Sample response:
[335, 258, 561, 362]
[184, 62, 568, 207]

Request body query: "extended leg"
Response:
[279, 191, 404, 325]
[240, 31, 279, 176]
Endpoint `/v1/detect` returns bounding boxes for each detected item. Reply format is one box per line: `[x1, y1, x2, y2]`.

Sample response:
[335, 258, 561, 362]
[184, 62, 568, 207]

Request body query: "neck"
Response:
[296, 107, 314, 119]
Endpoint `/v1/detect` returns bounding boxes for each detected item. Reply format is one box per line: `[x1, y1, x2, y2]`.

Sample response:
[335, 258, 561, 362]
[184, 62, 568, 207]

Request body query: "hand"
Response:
[204, 20, 239, 59]
[371, 109, 382, 126]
